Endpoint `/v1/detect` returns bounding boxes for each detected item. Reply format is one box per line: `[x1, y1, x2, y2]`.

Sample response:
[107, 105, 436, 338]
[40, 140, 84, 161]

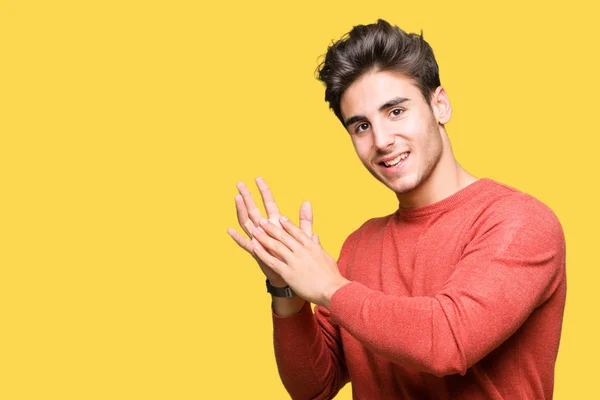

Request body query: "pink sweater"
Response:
[272, 178, 566, 399]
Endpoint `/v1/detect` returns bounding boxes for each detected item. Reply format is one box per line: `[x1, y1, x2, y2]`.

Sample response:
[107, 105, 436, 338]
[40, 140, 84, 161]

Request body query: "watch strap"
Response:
[266, 279, 296, 298]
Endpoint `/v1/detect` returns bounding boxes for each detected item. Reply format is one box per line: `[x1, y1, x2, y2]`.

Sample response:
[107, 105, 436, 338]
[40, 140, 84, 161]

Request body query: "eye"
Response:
[355, 122, 370, 133]
[390, 108, 404, 117]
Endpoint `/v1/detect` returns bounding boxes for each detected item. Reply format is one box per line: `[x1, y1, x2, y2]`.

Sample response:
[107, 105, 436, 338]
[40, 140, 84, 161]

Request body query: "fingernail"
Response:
[259, 219, 268, 226]
[280, 216, 288, 222]
[253, 227, 262, 236]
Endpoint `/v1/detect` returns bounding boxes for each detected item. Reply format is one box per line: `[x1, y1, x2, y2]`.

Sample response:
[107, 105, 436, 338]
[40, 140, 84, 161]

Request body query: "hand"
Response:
[251, 216, 351, 308]
[227, 177, 318, 287]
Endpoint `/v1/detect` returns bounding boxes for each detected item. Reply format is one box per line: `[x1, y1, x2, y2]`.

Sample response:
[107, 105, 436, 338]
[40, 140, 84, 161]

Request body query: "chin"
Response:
[384, 175, 420, 195]
[392, 182, 419, 196]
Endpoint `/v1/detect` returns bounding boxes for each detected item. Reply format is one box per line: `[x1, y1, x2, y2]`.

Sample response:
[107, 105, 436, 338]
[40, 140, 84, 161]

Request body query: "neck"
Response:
[396, 131, 477, 208]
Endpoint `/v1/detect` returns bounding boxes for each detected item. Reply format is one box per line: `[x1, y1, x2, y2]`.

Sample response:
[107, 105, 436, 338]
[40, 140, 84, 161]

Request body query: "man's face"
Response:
[340, 70, 444, 196]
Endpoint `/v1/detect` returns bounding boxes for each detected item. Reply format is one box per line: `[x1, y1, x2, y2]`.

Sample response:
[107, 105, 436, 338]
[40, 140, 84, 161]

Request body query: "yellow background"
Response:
[1, 0, 598, 398]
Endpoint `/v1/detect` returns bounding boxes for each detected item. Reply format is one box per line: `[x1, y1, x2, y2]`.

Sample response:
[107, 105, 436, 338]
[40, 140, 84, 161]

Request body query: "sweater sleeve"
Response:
[328, 196, 566, 377]
[271, 241, 352, 399]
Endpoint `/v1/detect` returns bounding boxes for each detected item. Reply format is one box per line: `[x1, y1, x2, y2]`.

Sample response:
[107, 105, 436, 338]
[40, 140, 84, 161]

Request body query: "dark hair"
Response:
[316, 19, 441, 124]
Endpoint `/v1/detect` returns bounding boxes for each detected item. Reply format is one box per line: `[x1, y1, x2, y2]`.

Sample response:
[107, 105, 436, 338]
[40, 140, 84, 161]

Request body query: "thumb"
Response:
[299, 201, 313, 238]
[312, 233, 320, 245]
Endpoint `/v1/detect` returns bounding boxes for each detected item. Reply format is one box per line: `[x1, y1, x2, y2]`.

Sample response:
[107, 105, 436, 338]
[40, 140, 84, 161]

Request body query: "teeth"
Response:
[384, 152, 409, 167]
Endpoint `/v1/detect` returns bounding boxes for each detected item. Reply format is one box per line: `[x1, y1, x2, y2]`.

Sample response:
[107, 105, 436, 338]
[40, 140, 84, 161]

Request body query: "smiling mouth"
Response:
[380, 152, 410, 168]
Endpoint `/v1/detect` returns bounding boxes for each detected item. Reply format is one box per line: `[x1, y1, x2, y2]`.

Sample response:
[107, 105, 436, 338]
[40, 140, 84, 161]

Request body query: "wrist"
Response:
[267, 278, 287, 288]
[266, 278, 296, 298]
[322, 277, 351, 309]
[272, 296, 306, 317]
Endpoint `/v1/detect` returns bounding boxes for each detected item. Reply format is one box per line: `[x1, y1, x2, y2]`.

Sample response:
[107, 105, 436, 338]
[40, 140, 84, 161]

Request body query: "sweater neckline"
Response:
[397, 178, 493, 219]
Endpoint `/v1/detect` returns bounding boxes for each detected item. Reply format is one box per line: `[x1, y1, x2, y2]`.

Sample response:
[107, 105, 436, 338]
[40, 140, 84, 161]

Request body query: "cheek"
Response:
[404, 112, 430, 135]
[403, 115, 421, 132]
[351, 137, 370, 158]
[409, 114, 439, 147]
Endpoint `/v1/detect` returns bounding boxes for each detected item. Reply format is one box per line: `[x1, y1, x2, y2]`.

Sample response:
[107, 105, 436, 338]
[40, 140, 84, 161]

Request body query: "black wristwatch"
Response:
[266, 279, 296, 298]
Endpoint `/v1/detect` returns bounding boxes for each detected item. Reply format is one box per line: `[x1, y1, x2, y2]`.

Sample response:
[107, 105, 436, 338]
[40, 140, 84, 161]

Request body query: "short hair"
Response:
[316, 19, 441, 124]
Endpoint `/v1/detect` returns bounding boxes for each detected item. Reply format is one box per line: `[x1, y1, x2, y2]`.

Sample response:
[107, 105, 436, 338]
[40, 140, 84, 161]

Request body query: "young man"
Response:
[228, 19, 566, 399]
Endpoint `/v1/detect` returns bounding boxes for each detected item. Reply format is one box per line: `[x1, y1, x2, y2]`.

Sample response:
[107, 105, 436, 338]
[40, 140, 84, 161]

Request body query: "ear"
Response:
[430, 86, 452, 125]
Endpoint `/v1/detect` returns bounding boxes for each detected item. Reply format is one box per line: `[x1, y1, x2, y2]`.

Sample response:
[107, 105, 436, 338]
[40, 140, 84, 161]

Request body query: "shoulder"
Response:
[468, 181, 565, 258]
[484, 181, 563, 237]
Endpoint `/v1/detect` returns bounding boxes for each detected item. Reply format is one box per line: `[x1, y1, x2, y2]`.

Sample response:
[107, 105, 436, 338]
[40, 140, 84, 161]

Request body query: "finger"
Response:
[279, 215, 314, 247]
[252, 237, 287, 276]
[235, 194, 256, 237]
[229, 226, 282, 265]
[237, 181, 264, 226]
[313, 234, 331, 258]
[227, 227, 254, 254]
[253, 225, 294, 261]
[259, 218, 301, 253]
[312, 233, 320, 245]
[299, 201, 313, 238]
[255, 177, 281, 219]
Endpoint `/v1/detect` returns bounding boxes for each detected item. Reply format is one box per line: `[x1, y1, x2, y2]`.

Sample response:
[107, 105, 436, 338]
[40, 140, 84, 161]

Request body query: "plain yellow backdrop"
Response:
[1, 0, 598, 398]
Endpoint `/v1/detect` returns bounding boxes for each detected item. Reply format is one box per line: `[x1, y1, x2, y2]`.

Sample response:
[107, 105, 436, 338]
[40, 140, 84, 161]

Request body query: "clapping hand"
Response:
[227, 178, 350, 307]
[227, 177, 319, 288]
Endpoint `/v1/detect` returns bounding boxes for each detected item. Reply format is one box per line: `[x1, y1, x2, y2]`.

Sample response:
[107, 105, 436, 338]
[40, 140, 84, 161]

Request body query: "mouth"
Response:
[379, 151, 410, 170]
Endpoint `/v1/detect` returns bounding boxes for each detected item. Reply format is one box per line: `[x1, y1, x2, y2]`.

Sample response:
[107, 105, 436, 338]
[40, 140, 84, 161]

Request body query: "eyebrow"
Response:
[344, 97, 410, 128]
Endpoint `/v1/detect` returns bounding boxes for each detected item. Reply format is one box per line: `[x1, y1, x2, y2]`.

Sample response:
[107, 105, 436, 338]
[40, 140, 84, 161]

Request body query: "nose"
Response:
[371, 121, 395, 151]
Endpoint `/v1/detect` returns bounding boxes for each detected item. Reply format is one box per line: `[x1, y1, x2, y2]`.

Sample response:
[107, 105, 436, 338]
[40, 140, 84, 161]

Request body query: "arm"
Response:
[228, 178, 348, 398]
[272, 302, 349, 400]
[254, 196, 566, 377]
[271, 237, 353, 399]
[327, 198, 566, 376]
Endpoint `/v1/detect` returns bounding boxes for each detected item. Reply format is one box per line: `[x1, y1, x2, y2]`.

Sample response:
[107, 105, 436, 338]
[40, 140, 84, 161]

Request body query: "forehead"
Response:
[340, 70, 422, 119]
